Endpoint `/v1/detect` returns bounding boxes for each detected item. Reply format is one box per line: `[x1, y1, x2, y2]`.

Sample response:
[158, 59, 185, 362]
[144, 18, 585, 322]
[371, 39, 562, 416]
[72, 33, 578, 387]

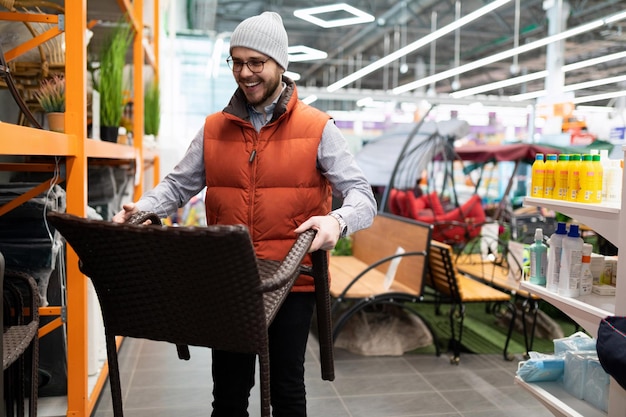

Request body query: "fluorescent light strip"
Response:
[509, 74, 626, 102]
[393, 19, 606, 94]
[326, 0, 513, 92]
[573, 90, 626, 104]
[288, 45, 328, 62]
[451, 50, 626, 98]
[294, 3, 375, 28]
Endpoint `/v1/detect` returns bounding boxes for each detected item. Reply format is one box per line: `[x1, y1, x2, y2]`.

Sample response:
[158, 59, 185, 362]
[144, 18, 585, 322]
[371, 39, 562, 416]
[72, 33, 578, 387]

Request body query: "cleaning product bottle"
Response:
[529, 228, 548, 286]
[567, 154, 581, 202]
[580, 243, 593, 296]
[605, 159, 623, 204]
[558, 224, 583, 298]
[555, 154, 569, 200]
[543, 154, 557, 199]
[577, 154, 595, 203]
[592, 154, 603, 203]
[530, 153, 545, 198]
[546, 222, 568, 293]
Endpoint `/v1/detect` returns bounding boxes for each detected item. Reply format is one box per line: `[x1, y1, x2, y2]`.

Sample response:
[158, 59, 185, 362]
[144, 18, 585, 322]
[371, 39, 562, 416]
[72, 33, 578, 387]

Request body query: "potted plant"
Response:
[34, 74, 65, 132]
[92, 20, 133, 142]
[144, 79, 160, 139]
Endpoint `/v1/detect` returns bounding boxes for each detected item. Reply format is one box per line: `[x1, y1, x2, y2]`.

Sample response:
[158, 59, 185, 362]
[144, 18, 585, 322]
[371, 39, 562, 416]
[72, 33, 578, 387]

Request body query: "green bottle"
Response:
[529, 228, 547, 285]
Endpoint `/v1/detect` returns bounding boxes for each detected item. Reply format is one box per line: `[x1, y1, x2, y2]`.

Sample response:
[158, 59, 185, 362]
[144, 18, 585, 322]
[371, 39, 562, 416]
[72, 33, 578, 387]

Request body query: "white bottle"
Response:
[580, 243, 593, 296]
[558, 224, 583, 298]
[546, 222, 568, 292]
[605, 159, 622, 204]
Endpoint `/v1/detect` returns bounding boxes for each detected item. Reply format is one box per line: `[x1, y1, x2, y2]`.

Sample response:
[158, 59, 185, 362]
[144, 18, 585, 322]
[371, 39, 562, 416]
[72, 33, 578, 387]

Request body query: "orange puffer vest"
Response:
[202, 83, 331, 291]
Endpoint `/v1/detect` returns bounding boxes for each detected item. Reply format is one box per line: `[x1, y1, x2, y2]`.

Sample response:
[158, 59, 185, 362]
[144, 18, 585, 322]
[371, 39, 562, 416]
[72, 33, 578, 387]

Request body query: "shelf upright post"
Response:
[64, 1, 89, 416]
[132, 0, 145, 200]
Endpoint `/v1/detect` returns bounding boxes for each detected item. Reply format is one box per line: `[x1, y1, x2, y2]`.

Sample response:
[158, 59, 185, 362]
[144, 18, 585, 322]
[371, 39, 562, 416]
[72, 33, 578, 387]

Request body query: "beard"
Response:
[242, 73, 283, 108]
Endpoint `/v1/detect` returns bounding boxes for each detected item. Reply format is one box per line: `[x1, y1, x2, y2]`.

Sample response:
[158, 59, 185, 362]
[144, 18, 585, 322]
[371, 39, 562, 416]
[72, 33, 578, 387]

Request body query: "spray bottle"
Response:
[546, 222, 568, 292]
[558, 224, 583, 298]
[529, 228, 548, 286]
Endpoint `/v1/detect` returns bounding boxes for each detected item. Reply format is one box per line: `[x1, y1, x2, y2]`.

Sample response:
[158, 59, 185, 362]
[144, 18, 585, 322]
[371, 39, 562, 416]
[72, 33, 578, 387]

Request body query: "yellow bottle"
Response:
[567, 154, 581, 202]
[555, 154, 569, 200]
[592, 154, 603, 203]
[531, 153, 545, 198]
[543, 154, 557, 199]
[577, 154, 595, 203]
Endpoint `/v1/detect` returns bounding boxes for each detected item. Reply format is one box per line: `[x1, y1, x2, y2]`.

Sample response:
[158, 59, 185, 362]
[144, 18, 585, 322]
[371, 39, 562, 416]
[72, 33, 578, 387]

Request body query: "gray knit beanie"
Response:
[230, 12, 289, 70]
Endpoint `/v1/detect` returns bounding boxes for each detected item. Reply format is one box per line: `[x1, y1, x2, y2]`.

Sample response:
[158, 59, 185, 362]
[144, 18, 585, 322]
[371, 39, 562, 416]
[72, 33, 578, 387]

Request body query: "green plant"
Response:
[94, 20, 133, 127]
[34, 75, 65, 113]
[144, 79, 160, 136]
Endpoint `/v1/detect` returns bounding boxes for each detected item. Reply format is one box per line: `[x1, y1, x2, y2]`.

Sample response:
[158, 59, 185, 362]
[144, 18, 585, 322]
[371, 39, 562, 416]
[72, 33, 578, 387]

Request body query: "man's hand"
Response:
[295, 215, 342, 252]
[112, 203, 140, 224]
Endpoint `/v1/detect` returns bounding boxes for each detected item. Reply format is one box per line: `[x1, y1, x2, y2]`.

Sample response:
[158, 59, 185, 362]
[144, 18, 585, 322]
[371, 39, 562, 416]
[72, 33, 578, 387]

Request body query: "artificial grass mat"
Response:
[406, 301, 578, 356]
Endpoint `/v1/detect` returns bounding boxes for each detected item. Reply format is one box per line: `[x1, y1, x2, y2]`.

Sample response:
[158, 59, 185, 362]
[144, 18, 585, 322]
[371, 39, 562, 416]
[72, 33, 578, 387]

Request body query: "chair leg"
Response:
[29, 335, 39, 417]
[520, 298, 539, 359]
[258, 351, 271, 417]
[448, 303, 463, 365]
[105, 333, 125, 417]
[501, 301, 517, 361]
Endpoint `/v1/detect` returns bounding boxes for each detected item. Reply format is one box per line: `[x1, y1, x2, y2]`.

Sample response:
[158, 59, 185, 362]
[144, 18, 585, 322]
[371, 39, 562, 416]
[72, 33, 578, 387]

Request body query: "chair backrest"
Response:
[47, 211, 271, 354]
[351, 212, 431, 295]
[427, 240, 463, 301]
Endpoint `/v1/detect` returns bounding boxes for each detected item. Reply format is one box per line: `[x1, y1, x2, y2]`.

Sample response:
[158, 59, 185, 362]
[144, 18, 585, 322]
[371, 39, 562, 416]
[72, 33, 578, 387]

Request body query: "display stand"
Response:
[0, 2, 160, 416]
[520, 152, 626, 417]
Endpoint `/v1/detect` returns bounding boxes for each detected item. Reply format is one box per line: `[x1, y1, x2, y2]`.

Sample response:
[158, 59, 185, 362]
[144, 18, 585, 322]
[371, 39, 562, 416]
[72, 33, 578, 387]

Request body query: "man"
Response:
[113, 11, 377, 417]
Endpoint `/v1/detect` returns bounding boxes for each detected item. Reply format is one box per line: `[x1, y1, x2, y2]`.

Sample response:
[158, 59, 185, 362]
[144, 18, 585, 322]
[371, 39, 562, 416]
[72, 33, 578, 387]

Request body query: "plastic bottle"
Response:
[529, 228, 548, 286]
[605, 159, 623, 204]
[546, 222, 568, 292]
[580, 243, 593, 296]
[558, 224, 583, 298]
[577, 154, 595, 203]
[567, 154, 581, 202]
[592, 154, 603, 203]
[531, 153, 545, 198]
[600, 149, 610, 201]
[543, 154, 557, 199]
[555, 154, 569, 200]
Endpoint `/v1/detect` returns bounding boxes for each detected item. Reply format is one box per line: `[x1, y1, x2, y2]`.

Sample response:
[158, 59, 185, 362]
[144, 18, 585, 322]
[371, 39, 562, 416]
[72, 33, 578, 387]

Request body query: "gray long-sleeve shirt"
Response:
[136, 97, 377, 236]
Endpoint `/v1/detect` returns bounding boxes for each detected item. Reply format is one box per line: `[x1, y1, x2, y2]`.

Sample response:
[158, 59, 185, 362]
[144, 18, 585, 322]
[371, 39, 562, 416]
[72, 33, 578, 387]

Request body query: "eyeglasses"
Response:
[226, 57, 269, 73]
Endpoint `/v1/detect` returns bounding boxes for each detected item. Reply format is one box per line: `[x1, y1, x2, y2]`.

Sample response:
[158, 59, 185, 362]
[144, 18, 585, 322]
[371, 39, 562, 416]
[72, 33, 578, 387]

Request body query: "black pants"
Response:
[211, 292, 316, 417]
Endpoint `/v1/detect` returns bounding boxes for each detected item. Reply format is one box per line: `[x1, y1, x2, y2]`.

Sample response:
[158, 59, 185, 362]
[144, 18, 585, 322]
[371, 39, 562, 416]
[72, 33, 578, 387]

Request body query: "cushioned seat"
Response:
[47, 211, 334, 417]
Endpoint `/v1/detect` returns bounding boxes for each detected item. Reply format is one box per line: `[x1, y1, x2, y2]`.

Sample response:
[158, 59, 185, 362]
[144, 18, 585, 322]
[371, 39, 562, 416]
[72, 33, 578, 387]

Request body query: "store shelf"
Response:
[0, 123, 77, 156]
[521, 282, 613, 338]
[523, 197, 620, 246]
[515, 376, 607, 417]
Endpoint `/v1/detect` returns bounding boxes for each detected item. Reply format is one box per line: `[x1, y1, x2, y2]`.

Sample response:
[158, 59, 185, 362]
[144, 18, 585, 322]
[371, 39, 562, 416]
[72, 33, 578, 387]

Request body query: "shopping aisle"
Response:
[92, 335, 554, 417]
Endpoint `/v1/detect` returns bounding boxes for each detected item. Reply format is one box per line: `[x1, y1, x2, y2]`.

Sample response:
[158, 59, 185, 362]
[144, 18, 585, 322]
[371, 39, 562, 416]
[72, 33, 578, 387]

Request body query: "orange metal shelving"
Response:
[0, 1, 160, 416]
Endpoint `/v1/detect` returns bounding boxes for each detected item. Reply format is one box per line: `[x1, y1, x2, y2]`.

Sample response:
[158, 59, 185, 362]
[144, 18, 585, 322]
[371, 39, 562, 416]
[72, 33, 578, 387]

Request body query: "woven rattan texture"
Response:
[47, 211, 326, 417]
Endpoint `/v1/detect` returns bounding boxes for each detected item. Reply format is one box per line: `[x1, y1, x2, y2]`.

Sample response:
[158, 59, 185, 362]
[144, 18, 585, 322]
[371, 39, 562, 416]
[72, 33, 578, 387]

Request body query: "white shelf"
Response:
[515, 376, 607, 417]
[523, 197, 620, 246]
[521, 282, 614, 338]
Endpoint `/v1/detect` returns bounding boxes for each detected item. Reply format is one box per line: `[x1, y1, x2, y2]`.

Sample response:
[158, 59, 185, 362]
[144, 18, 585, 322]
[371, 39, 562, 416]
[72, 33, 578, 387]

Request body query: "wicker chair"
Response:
[3, 265, 40, 417]
[46, 211, 334, 417]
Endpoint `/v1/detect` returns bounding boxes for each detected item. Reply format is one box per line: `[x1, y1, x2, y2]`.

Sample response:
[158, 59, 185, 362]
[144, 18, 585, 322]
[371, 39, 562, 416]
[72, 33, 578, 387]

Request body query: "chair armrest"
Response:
[127, 211, 163, 226]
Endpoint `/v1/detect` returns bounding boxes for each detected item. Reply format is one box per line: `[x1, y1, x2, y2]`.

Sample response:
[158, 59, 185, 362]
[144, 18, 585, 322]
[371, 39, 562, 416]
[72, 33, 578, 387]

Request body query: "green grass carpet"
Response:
[408, 301, 578, 356]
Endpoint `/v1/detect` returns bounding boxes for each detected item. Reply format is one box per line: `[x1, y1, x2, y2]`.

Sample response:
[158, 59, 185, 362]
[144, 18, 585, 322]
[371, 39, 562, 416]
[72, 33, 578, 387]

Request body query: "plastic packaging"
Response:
[516, 352, 565, 382]
[558, 224, 583, 297]
[567, 154, 581, 202]
[546, 222, 568, 292]
[580, 243, 593, 296]
[543, 154, 557, 199]
[604, 159, 622, 204]
[577, 154, 595, 203]
[530, 153, 545, 198]
[529, 228, 547, 285]
[591, 154, 604, 204]
[555, 154, 569, 200]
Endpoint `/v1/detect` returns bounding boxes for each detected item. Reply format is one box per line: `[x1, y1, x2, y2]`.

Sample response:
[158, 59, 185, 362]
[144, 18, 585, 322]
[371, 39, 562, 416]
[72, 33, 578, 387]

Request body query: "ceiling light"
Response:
[288, 45, 328, 62]
[294, 3, 375, 28]
[327, 0, 513, 92]
[451, 50, 626, 98]
[573, 90, 626, 104]
[509, 74, 626, 102]
[284, 71, 301, 81]
[302, 95, 318, 105]
[394, 8, 626, 95]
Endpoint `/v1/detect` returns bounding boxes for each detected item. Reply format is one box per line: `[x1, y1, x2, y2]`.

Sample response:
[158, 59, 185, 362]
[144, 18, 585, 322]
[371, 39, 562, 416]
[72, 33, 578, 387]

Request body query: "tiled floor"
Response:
[92, 334, 554, 417]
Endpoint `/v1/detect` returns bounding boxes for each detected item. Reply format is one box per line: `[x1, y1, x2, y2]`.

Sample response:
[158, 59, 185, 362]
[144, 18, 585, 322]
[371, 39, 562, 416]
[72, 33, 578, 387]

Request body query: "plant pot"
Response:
[100, 125, 119, 143]
[47, 112, 65, 133]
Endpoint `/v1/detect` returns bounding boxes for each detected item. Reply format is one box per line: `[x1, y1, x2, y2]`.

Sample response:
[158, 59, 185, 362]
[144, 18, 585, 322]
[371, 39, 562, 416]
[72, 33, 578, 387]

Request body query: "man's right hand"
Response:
[112, 203, 139, 223]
